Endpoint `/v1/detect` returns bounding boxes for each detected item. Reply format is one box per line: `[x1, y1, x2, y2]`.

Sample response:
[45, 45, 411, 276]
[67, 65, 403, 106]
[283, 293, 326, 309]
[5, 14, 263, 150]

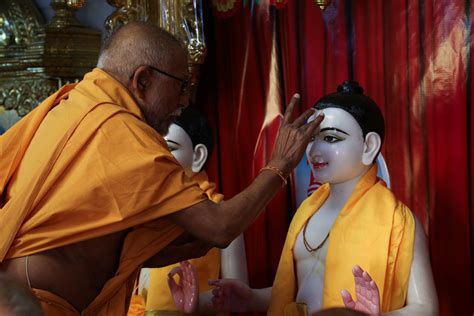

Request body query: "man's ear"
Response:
[362, 132, 382, 165]
[129, 66, 152, 101]
[191, 144, 208, 173]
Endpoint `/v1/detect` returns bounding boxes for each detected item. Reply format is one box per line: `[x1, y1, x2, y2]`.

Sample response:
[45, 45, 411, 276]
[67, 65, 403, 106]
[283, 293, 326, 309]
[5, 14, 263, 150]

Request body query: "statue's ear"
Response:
[362, 132, 382, 165]
[191, 144, 208, 173]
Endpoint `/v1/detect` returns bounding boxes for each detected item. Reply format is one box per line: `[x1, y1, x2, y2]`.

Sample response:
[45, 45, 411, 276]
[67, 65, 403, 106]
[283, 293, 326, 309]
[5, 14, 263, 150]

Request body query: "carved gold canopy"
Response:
[0, 0, 206, 132]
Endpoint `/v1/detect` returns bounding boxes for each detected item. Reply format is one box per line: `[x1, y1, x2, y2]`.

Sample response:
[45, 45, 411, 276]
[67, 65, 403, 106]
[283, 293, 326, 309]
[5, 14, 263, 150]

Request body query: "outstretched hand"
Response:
[341, 265, 381, 316]
[168, 261, 199, 314]
[208, 278, 252, 313]
[270, 94, 324, 175]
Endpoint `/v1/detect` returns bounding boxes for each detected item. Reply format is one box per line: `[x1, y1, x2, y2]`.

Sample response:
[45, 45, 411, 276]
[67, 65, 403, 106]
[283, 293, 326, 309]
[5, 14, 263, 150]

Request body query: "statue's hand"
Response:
[208, 278, 252, 313]
[341, 265, 381, 316]
[270, 94, 324, 175]
[168, 261, 199, 314]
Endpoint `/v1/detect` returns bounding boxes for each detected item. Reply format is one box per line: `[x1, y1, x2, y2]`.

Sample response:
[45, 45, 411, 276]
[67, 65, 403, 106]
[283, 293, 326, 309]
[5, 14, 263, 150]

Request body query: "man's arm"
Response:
[143, 232, 213, 268]
[167, 94, 324, 248]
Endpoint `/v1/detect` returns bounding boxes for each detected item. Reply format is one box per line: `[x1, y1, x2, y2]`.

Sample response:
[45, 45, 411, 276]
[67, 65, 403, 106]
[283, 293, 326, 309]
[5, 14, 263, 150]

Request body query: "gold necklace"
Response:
[303, 220, 330, 253]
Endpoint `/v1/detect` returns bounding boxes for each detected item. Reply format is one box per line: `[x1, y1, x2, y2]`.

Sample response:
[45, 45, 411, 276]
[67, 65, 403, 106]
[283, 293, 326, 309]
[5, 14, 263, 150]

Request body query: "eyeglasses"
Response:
[130, 65, 189, 96]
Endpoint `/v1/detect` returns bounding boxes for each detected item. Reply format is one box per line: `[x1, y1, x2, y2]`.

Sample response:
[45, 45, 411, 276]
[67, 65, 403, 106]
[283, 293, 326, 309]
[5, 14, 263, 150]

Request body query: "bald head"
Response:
[97, 22, 187, 84]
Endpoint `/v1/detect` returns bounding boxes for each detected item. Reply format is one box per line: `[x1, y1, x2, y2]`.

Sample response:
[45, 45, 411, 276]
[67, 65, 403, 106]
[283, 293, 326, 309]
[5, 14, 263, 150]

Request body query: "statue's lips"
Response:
[311, 162, 328, 170]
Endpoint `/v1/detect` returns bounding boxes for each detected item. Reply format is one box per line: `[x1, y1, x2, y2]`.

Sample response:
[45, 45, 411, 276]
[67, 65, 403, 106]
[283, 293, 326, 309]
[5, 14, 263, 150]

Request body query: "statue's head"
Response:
[164, 107, 213, 176]
[306, 81, 384, 184]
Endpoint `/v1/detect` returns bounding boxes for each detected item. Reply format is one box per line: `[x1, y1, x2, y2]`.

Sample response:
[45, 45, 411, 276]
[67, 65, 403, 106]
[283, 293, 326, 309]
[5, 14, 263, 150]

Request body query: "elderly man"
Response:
[0, 22, 322, 316]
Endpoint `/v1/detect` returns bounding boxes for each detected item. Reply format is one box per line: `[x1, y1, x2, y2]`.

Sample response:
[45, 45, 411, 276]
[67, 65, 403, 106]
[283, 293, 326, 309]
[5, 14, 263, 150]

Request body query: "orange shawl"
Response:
[0, 68, 206, 315]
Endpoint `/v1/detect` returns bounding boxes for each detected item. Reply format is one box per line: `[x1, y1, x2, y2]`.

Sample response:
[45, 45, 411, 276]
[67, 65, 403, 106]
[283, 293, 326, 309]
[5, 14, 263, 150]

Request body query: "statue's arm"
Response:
[220, 234, 249, 283]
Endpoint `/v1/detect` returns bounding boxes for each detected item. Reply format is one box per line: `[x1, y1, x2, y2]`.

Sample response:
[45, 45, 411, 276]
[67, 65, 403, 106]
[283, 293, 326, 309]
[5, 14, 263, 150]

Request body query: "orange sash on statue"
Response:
[268, 165, 415, 315]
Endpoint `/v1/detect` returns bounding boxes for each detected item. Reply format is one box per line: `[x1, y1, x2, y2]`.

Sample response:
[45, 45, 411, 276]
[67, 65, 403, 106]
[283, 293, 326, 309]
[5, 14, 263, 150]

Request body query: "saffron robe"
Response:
[268, 166, 415, 315]
[128, 171, 224, 315]
[0, 68, 207, 315]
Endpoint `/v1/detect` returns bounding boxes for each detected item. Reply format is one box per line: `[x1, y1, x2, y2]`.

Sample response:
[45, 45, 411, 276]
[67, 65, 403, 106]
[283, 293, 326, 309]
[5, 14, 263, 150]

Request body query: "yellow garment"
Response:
[0, 68, 207, 315]
[268, 165, 415, 315]
[127, 171, 223, 316]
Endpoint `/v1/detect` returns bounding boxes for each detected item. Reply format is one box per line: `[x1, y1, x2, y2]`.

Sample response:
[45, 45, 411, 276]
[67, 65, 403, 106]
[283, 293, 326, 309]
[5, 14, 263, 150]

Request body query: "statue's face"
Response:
[306, 107, 367, 185]
[165, 123, 195, 177]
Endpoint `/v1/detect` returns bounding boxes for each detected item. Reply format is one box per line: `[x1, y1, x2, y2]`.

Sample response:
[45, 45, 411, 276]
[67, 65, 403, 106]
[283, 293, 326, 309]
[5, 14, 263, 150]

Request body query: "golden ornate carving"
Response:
[48, 0, 85, 28]
[105, 0, 146, 33]
[43, 0, 101, 79]
[0, 0, 44, 50]
[0, 79, 59, 116]
[0, 0, 101, 128]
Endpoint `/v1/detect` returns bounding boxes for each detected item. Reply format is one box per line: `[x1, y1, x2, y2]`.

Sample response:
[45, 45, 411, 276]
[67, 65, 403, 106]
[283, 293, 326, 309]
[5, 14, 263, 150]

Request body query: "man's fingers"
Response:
[292, 107, 316, 128]
[303, 113, 324, 137]
[283, 94, 301, 125]
[208, 279, 221, 286]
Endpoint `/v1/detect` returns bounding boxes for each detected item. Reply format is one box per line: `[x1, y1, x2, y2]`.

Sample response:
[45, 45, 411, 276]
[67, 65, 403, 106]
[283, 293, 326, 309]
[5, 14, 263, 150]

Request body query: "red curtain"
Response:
[198, 2, 291, 290]
[198, 0, 474, 314]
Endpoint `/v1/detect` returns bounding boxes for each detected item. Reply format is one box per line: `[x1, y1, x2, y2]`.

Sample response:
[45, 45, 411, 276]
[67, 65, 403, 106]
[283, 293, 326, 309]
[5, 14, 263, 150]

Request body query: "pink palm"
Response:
[341, 265, 381, 316]
[168, 261, 199, 313]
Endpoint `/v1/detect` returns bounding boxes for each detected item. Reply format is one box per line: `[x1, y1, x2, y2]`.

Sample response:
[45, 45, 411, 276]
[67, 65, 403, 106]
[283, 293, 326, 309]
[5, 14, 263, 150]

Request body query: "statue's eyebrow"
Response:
[319, 127, 350, 136]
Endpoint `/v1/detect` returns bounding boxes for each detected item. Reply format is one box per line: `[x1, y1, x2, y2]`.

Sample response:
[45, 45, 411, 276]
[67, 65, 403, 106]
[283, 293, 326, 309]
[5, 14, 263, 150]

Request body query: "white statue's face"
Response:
[165, 123, 195, 177]
[306, 107, 367, 185]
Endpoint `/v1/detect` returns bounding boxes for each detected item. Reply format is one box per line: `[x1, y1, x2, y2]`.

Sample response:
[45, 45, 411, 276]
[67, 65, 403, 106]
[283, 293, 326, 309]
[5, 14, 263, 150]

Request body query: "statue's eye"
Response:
[323, 135, 341, 143]
[167, 143, 178, 152]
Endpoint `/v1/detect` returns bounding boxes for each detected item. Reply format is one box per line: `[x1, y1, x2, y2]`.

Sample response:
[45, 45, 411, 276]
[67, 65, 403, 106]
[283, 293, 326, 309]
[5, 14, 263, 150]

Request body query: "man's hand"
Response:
[208, 278, 253, 312]
[341, 265, 381, 316]
[168, 261, 199, 314]
[270, 94, 324, 174]
[165, 94, 324, 249]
